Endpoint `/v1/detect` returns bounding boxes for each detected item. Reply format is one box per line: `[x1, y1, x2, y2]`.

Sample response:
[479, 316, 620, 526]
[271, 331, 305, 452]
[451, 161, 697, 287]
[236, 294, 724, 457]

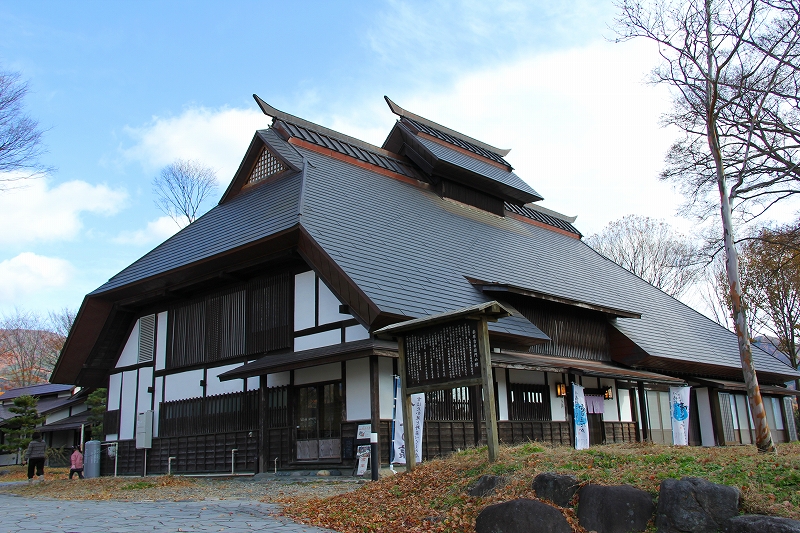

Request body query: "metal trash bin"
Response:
[84, 440, 101, 478]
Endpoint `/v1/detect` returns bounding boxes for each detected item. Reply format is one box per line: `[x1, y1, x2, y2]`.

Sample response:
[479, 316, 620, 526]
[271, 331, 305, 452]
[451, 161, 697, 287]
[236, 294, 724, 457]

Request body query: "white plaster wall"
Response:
[267, 372, 290, 388]
[345, 324, 370, 342]
[120, 370, 138, 440]
[72, 404, 87, 414]
[164, 369, 204, 402]
[581, 376, 599, 388]
[618, 389, 634, 422]
[496, 370, 509, 421]
[116, 321, 140, 368]
[108, 373, 122, 410]
[694, 388, 716, 446]
[599, 378, 619, 421]
[155, 312, 168, 371]
[508, 369, 545, 385]
[346, 358, 370, 421]
[294, 271, 315, 331]
[153, 376, 163, 437]
[207, 364, 244, 396]
[772, 397, 785, 430]
[294, 329, 341, 352]
[379, 357, 394, 419]
[295, 363, 341, 385]
[137, 366, 154, 413]
[548, 372, 567, 421]
[46, 408, 70, 424]
[735, 395, 751, 437]
[318, 279, 350, 325]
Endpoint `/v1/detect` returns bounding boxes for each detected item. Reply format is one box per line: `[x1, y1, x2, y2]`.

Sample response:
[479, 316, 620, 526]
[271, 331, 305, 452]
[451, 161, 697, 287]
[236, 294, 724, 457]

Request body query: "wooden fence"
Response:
[159, 390, 259, 438]
[102, 431, 258, 475]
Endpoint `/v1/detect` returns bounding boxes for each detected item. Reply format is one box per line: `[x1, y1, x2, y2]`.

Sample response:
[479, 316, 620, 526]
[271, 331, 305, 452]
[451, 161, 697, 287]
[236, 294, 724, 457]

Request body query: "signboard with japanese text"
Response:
[404, 319, 480, 388]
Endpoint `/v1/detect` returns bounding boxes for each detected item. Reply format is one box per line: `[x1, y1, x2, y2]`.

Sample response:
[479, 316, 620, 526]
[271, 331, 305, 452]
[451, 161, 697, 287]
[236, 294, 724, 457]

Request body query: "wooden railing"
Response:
[158, 390, 258, 438]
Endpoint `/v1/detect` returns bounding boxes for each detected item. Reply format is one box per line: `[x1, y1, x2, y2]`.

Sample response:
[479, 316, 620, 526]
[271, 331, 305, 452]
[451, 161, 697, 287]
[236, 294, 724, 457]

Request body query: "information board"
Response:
[404, 319, 480, 387]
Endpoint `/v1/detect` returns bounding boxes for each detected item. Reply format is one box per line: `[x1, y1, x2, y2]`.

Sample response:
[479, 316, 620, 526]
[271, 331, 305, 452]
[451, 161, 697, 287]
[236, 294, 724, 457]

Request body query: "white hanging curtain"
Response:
[573, 383, 590, 450]
[391, 376, 425, 464]
[669, 386, 691, 446]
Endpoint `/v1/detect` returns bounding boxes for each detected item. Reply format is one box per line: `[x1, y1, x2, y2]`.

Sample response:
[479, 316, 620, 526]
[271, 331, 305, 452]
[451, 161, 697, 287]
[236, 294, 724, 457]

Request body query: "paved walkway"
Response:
[0, 493, 338, 533]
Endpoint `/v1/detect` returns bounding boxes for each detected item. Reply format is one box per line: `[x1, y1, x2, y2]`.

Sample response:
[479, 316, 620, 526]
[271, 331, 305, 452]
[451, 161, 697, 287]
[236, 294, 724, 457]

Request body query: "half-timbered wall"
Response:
[293, 270, 370, 351]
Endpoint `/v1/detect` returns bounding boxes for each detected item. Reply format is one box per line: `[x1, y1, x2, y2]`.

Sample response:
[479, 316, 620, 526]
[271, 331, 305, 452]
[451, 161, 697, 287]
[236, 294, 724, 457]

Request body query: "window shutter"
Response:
[137, 314, 156, 363]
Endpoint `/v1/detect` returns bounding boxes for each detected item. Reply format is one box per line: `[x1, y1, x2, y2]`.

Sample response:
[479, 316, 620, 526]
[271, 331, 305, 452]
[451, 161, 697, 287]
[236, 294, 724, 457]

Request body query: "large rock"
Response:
[724, 515, 800, 533]
[469, 475, 506, 497]
[656, 477, 740, 533]
[578, 484, 655, 533]
[532, 472, 579, 507]
[475, 498, 572, 533]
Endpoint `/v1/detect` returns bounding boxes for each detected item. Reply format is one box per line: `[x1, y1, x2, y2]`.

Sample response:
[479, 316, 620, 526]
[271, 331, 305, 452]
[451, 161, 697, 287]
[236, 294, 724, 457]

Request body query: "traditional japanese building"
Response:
[51, 96, 800, 475]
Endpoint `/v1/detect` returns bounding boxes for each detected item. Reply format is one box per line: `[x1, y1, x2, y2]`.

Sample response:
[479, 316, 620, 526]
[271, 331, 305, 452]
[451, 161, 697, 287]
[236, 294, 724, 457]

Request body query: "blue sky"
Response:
[0, 0, 767, 317]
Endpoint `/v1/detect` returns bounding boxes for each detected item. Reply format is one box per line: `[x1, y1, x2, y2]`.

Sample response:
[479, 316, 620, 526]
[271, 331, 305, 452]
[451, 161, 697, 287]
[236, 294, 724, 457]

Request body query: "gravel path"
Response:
[0, 493, 339, 533]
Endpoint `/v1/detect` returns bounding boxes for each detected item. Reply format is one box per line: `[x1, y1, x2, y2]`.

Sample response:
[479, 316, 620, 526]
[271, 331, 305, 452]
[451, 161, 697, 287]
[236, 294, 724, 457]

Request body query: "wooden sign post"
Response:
[376, 301, 510, 470]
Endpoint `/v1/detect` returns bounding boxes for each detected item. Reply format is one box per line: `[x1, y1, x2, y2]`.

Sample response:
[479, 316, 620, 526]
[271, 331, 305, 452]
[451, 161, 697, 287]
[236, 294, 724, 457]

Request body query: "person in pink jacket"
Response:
[69, 446, 84, 480]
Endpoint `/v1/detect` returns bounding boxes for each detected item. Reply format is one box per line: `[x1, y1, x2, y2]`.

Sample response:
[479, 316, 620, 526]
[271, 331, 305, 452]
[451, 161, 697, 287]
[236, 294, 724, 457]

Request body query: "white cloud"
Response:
[113, 215, 184, 246]
[332, 39, 689, 237]
[0, 253, 74, 302]
[0, 179, 127, 244]
[122, 107, 270, 184]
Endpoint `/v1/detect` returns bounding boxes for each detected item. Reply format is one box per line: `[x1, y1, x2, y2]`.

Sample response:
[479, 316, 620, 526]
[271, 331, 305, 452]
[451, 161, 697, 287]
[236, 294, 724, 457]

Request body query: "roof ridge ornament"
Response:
[253, 94, 391, 157]
[384, 96, 511, 157]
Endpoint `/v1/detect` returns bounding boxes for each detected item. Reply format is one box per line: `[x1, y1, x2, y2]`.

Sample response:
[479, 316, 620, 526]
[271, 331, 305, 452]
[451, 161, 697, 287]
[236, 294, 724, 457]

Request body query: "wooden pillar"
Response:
[258, 375, 267, 474]
[709, 388, 726, 446]
[566, 373, 575, 448]
[470, 385, 482, 446]
[397, 337, 416, 471]
[476, 317, 499, 462]
[637, 382, 649, 442]
[369, 355, 381, 481]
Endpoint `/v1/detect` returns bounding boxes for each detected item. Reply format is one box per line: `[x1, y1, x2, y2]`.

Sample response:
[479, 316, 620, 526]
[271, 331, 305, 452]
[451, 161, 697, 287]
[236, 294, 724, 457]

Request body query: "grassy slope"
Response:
[284, 442, 800, 533]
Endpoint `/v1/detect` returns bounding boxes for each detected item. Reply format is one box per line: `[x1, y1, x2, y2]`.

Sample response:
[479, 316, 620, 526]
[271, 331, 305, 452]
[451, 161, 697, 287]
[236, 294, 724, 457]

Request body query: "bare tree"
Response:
[48, 307, 76, 340]
[0, 69, 48, 187]
[616, 0, 800, 452]
[152, 159, 217, 226]
[586, 215, 702, 298]
[744, 224, 800, 389]
[0, 309, 64, 388]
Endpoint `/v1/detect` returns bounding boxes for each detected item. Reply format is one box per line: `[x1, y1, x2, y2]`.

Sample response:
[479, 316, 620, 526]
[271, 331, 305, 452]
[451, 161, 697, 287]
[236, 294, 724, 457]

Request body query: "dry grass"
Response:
[283, 441, 800, 533]
[0, 465, 359, 503]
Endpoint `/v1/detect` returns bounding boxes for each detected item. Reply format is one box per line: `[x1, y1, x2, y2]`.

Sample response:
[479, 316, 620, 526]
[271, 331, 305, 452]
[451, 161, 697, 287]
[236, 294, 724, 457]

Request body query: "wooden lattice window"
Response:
[508, 383, 552, 421]
[246, 147, 286, 186]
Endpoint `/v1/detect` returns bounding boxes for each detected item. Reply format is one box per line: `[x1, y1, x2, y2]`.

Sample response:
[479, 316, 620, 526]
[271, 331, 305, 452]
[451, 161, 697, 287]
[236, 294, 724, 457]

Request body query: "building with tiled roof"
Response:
[52, 96, 799, 475]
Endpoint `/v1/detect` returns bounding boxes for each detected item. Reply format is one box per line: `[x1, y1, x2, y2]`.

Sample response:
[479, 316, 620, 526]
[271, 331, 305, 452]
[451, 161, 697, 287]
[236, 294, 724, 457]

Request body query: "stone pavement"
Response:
[0, 493, 339, 533]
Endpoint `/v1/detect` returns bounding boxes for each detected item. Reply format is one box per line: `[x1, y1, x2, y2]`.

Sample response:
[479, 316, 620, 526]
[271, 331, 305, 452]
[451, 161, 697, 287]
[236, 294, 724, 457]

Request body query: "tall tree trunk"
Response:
[705, 0, 775, 453]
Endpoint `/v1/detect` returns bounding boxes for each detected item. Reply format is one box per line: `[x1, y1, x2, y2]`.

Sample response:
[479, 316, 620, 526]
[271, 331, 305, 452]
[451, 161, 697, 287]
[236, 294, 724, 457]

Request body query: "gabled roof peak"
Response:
[253, 94, 391, 158]
[384, 96, 511, 158]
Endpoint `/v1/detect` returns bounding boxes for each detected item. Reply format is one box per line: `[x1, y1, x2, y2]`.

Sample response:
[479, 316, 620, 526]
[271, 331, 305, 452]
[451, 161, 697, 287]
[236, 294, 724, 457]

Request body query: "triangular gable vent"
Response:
[246, 146, 286, 186]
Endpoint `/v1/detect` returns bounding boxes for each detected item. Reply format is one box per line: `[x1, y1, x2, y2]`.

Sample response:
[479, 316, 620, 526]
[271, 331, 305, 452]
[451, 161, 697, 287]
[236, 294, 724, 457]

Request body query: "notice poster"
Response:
[391, 376, 425, 464]
[573, 383, 589, 450]
[670, 386, 691, 446]
[355, 445, 371, 476]
[356, 424, 371, 440]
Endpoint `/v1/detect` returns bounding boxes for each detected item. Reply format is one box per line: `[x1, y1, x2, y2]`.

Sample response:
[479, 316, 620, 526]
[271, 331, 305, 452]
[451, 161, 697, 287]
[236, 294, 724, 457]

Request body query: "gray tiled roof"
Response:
[276, 120, 418, 180]
[416, 136, 543, 201]
[294, 144, 798, 380]
[0, 383, 73, 401]
[93, 168, 303, 294]
[402, 116, 511, 166]
[504, 203, 581, 236]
